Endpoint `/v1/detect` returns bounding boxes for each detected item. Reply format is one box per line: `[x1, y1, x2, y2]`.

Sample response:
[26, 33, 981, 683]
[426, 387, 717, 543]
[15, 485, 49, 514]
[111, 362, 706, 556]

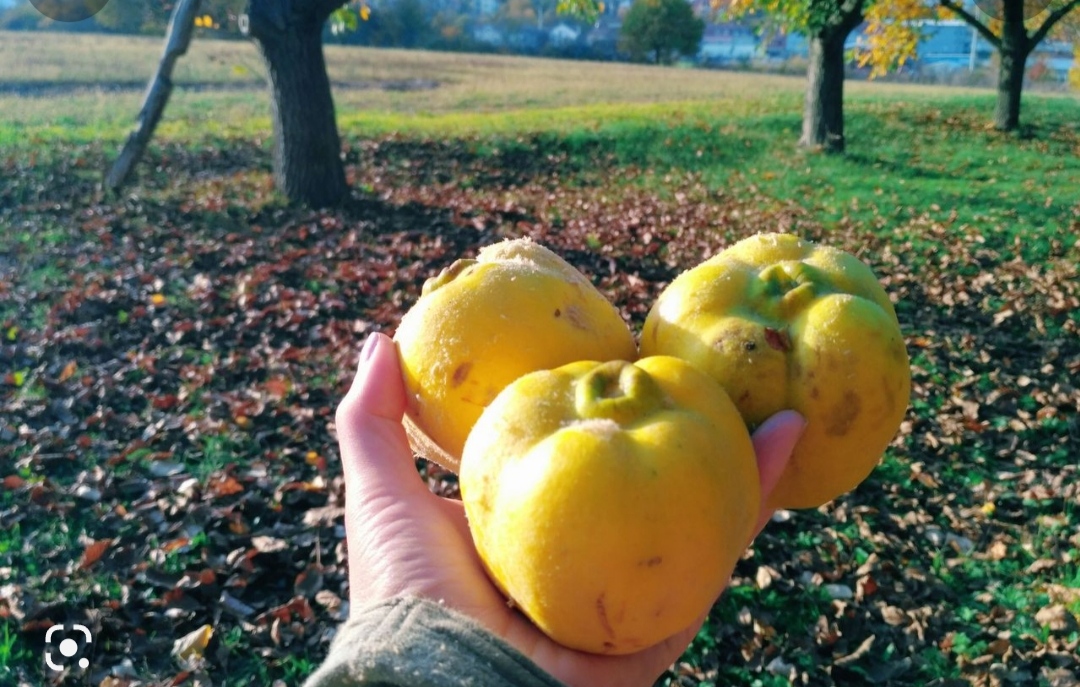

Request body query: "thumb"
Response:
[751, 410, 806, 498]
[334, 332, 425, 499]
[749, 410, 806, 537]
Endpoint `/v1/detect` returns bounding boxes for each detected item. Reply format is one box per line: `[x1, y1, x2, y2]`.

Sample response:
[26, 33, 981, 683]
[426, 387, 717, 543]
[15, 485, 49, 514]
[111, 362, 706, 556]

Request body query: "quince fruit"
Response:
[460, 356, 759, 654]
[394, 238, 636, 473]
[641, 232, 910, 510]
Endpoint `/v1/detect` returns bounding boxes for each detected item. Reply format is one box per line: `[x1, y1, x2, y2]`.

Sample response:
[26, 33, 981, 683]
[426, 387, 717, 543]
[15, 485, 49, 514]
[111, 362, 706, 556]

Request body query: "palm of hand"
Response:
[336, 334, 803, 687]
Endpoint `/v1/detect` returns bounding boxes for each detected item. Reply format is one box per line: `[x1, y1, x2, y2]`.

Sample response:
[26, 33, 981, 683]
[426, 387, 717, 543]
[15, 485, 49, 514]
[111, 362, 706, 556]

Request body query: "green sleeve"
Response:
[302, 596, 569, 687]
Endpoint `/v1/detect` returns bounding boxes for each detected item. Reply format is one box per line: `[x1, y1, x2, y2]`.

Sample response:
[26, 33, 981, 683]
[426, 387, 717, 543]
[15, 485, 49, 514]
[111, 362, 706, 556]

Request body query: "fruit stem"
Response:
[757, 262, 819, 319]
[423, 259, 478, 296]
[575, 361, 662, 426]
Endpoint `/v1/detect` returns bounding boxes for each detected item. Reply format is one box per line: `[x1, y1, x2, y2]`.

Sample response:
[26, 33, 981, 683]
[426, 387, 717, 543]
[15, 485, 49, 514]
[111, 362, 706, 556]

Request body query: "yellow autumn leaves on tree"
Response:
[720, 0, 929, 78]
[859, 0, 935, 78]
[1071, 44, 1080, 89]
[721, 0, 1078, 87]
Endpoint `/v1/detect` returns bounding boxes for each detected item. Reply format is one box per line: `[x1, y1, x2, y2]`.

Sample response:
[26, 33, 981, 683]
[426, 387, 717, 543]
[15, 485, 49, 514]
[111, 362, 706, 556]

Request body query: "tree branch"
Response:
[939, 0, 1001, 48]
[1029, 0, 1080, 50]
[105, 0, 203, 191]
[837, 0, 867, 35]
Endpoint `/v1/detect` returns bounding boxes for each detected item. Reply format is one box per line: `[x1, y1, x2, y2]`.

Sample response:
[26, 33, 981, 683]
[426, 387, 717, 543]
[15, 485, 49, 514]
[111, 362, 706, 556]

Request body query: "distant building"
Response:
[912, 20, 993, 71]
[846, 18, 1074, 80]
[507, 26, 547, 53]
[697, 22, 758, 64]
[548, 22, 581, 48]
[764, 30, 808, 60]
[1030, 39, 1075, 81]
[472, 23, 504, 48]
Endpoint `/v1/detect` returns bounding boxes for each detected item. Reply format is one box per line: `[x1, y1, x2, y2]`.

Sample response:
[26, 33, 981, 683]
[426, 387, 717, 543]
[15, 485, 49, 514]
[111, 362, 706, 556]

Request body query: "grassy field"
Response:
[2, 29, 1079, 687]
[0, 29, 1009, 143]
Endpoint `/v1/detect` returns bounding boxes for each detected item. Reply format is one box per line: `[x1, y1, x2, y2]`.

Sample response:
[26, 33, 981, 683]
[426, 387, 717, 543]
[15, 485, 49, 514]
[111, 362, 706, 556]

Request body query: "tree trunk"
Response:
[800, 33, 848, 153]
[245, 0, 347, 207]
[993, 2, 1028, 131]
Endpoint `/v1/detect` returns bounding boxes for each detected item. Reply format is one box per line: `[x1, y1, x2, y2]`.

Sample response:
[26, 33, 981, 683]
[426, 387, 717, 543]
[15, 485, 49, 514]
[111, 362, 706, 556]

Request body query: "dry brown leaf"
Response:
[1035, 605, 1079, 634]
[880, 606, 908, 626]
[58, 361, 77, 382]
[80, 538, 112, 570]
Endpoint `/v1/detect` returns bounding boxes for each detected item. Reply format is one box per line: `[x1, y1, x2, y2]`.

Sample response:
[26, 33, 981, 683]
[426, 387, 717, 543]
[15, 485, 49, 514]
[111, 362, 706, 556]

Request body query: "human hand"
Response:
[334, 332, 805, 687]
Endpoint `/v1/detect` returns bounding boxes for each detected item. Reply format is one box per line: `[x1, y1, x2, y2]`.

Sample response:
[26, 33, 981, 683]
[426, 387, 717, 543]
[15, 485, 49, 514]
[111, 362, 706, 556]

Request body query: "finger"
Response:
[749, 410, 806, 537]
[338, 332, 406, 424]
[751, 410, 806, 497]
[334, 332, 426, 499]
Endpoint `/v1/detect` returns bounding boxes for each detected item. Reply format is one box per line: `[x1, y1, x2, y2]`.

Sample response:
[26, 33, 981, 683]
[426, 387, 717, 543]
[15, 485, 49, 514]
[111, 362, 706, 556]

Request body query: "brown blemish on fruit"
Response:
[738, 390, 752, 404]
[743, 339, 757, 352]
[596, 594, 615, 638]
[564, 305, 590, 331]
[640, 556, 663, 567]
[554, 308, 562, 318]
[881, 376, 897, 415]
[825, 390, 861, 436]
[810, 387, 820, 400]
[764, 327, 792, 352]
[602, 641, 616, 651]
[451, 362, 472, 388]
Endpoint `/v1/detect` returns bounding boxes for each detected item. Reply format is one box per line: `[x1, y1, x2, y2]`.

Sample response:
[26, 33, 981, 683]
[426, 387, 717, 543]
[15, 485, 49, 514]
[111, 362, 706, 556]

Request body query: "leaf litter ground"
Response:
[1, 126, 1079, 687]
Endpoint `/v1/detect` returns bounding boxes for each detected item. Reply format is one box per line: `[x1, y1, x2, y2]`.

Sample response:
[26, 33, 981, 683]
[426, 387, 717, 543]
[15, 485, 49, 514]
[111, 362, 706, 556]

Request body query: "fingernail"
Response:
[360, 333, 379, 363]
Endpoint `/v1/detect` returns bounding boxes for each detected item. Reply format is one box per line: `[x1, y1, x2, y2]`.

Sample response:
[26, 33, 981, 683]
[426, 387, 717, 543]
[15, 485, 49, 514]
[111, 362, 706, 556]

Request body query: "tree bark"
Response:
[245, 0, 348, 207]
[994, 45, 1026, 131]
[993, 1, 1029, 131]
[800, 33, 849, 153]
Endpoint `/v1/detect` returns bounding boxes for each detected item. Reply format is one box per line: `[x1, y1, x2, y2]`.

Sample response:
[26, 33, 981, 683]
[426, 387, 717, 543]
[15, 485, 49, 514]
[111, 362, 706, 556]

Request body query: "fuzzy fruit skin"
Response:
[641, 233, 910, 510]
[394, 238, 637, 473]
[460, 356, 759, 655]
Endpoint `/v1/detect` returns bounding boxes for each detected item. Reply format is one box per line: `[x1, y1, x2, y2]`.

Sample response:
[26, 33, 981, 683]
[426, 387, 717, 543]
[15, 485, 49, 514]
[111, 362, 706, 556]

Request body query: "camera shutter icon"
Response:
[44, 623, 92, 671]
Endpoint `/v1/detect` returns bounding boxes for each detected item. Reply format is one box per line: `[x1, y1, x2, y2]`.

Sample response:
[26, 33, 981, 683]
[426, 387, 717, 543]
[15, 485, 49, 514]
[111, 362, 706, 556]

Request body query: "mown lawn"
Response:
[1, 31, 1079, 687]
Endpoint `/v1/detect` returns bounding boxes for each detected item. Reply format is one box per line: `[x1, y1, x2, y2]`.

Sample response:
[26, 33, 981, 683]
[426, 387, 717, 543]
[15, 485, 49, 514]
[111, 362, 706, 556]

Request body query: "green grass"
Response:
[0, 620, 36, 678]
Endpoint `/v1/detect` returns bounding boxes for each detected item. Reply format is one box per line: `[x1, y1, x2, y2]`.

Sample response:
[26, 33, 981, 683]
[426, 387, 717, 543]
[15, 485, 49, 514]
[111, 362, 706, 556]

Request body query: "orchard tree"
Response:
[620, 0, 705, 65]
[937, 1, 1080, 131]
[849, 1, 1080, 131]
[727, 0, 880, 153]
[244, 0, 349, 206]
[107, 0, 352, 207]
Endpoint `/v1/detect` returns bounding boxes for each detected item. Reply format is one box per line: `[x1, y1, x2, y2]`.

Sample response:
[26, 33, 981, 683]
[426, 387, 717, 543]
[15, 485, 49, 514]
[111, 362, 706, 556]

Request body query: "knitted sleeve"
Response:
[302, 596, 569, 687]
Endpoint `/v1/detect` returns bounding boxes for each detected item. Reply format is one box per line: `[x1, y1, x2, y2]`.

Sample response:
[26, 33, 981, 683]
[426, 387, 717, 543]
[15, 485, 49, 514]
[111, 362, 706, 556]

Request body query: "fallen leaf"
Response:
[251, 536, 288, 553]
[80, 539, 112, 569]
[172, 624, 213, 664]
[1035, 605, 1078, 634]
[58, 361, 77, 382]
